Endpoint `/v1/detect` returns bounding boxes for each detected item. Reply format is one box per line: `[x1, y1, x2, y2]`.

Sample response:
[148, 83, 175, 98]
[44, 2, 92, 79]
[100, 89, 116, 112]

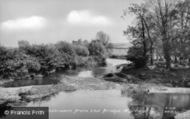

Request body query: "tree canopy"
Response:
[124, 0, 190, 69]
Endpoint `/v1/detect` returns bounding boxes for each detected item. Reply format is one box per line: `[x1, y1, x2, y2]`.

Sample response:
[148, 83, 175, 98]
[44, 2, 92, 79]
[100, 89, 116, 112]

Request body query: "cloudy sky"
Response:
[0, 0, 142, 47]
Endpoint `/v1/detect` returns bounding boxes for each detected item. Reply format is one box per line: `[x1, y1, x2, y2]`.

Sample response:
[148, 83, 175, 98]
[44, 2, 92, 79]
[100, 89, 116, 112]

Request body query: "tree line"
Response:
[124, 0, 190, 69]
[0, 31, 112, 80]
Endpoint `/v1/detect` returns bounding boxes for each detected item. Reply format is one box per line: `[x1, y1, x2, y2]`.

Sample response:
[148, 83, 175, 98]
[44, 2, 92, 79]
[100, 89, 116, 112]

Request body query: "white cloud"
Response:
[1, 16, 46, 30]
[67, 10, 112, 26]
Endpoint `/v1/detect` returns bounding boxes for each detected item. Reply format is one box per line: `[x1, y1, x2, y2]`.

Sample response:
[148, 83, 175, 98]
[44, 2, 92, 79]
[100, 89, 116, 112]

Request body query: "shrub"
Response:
[0, 48, 40, 79]
[88, 41, 107, 65]
[127, 56, 148, 69]
[73, 45, 89, 57]
[75, 56, 89, 66]
[127, 46, 148, 69]
[22, 44, 64, 73]
[56, 41, 77, 68]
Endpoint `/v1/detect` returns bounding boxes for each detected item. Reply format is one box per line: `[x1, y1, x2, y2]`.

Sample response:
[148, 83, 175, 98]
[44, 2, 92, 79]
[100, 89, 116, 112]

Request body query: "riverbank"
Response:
[0, 79, 14, 87]
[122, 83, 190, 94]
[117, 65, 189, 92]
[2, 74, 190, 106]
[108, 64, 190, 87]
[0, 75, 119, 106]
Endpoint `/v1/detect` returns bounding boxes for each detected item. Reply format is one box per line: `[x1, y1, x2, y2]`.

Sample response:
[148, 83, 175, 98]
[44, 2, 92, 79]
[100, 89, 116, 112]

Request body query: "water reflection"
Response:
[25, 88, 190, 119]
[144, 93, 190, 111]
[3, 73, 63, 87]
[127, 92, 190, 119]
[27, 90, 134, 119]
[0, 106, 12, 119]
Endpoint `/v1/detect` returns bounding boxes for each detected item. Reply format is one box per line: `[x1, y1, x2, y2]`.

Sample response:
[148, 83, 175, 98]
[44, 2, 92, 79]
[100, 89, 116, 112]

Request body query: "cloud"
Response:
[67, 10, 112, 26]
[1, 16, 46, 30]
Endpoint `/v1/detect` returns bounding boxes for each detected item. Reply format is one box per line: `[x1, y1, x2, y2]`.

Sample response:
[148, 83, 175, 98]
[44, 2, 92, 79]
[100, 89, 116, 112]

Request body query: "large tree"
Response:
[148, 0, 179, 69]
[124, 3, 156, 66]
[96, 31, 113, 53]
[124, 0, 188, 69]
[175, 0, 190, 66]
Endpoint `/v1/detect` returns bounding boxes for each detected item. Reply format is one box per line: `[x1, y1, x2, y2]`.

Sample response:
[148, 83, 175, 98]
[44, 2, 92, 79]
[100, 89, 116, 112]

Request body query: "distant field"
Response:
[112, 49, 128, 56]
[111, 43, 130, 56]
[112, 43, 132, 49]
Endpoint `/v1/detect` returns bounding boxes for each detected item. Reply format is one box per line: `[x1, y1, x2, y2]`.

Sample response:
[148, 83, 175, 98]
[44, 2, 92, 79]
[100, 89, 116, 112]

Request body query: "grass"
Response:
[121, 66, 190, 87]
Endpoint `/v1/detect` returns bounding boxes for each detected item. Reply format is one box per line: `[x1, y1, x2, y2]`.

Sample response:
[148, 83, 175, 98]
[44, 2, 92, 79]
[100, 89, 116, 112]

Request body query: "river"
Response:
[25, 90, 190, 119]
[2, 58, 190, 119]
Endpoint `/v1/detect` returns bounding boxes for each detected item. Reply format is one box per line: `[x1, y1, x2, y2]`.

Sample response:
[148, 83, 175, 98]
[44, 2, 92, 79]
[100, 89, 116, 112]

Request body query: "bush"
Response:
[21, 44, 64, 73]
[75, 56, 89, 66]
[88, 41, 107, 65]
[56, 41, 77, 68]
[0, 48, 40, 79]
[127, 46, 148, 69]
[127, 56, 147, 69]
[73, 45, 89, 57]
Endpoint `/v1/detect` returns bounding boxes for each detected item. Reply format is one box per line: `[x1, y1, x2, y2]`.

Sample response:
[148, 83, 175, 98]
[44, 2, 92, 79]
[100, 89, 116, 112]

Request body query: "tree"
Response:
[22, 44, 64, 74]
[96, 31, 110, 46]
[127, 45, 148, 68]
[123, 3, 150, 67]
[56, 41, 77, 68]
[88, 40, 107, 65]
[147, 0, 179, 69]
[175, 0, 190, 66]
[124, 0, 186, 69]
[18, 40, 30, 48]
[18, 40, 32, 55]
[96, 31, 113, 54]
[0, 47, 40, 79]
[73, 45, 89, 57]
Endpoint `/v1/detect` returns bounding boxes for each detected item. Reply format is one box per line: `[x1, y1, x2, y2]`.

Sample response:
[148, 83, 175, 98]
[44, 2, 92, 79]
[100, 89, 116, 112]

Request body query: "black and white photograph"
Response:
[0, 0, 190, 119]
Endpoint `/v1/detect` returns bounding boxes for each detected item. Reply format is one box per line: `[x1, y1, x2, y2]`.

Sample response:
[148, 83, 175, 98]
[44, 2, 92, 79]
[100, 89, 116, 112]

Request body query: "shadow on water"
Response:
[26, 90, 134, 119]
[3, 73, 63, 88]
[125, 91, 190, 119]
[17, 89, 189, 119]
[1, 88, 190, 119]
[0, 103, 12, 119]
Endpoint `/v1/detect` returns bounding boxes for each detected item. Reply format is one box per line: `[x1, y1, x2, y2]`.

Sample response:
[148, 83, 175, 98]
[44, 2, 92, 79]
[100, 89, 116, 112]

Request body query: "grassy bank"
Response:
[121, 66, 190, 87]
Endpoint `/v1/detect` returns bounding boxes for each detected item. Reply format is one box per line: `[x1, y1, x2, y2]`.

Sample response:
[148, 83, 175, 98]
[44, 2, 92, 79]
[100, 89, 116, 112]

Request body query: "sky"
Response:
[0, 0, 142, 47]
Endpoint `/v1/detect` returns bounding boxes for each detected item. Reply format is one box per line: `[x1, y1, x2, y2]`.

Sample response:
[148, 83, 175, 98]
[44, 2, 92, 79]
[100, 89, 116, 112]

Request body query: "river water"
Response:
[26, 90, 190, 119]
[27, 90, 134, 119]
[2, 58, 190, 119]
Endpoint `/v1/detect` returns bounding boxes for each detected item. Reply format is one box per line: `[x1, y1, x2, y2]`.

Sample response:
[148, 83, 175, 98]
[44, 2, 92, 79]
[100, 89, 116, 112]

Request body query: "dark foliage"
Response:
[127, 46, 148, 69]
